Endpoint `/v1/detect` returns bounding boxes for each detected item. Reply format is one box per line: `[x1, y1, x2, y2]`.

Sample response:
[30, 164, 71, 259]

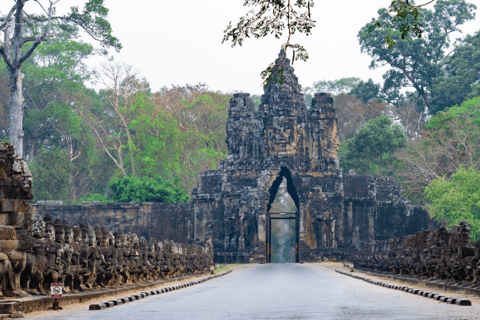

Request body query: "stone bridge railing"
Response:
[351, 221, 480, 286]
[0, 141, 213, 298]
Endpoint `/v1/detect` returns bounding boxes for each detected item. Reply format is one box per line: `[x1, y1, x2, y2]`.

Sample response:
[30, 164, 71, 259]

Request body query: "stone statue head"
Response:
[73, 223, 82, 244]
[458, 221, 471, 243]
[54, 218, 65, 243]
[125, 232, 135, 249]
[32, 214, 46, 239]
[64, 219, 74, 244]
[80, 223, 89, 245]
[139, 236, 148, 251]
[114, 231, 123, 248]
[95, 226, 103, 247]
[45, 221, 55, 242]
[148, 237, 156, 252]
[132, 233, 139, 249]
[87, 224, 96, 246]
[102, 227, 111, 247]
[438, 227, 449, 246]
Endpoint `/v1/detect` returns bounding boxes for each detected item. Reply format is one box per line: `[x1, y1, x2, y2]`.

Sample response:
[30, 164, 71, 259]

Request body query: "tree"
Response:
[306, 77, 360, 96]
[430, 30, 480, 114]
[334, 95, 387, 141]
[0, 0, 121, 157]
[339, 115, 407, 175]
[425, 166, 480, 240]
[14, 31, 94, 160]
[349, 78, 382, 103]
[29, 148, 73, 202]
[358, 0, 476, 113]
[394, 97, 480, 203]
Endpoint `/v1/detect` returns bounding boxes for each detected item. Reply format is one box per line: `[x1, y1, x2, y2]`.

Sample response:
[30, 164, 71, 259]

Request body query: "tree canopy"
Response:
[338, 115, 407, 175]
[425, 166, 480, 240]
[358, 0, 476, 113]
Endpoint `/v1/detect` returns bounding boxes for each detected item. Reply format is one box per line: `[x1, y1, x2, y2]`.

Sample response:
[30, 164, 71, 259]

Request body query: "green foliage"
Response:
[393, 96, 480, 204]
[367, 0, 425, 49]
[109, 176, 189, 203]
[309, 78, 361, 96]
[430, 31, 480, 114]
[359, 0, 477, 112]
[29, 149, 73, 203]
[426, 96, 480, 130]
[339, 115, 407, 175]
[222, 0, 315, 85]
[425, 166, 480, 240]
[349, 78, 382, 103]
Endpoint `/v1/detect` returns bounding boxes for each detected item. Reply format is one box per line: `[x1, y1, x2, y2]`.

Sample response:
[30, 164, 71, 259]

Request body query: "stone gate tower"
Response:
[191, 50, 434, 263]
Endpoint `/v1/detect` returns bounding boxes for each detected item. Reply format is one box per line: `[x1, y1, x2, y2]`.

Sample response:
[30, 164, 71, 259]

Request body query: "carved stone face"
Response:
[65, 228, 74, 244]
[88, 230, 96, 247]
[55, 226, 65, 243]
[96, 232, 104, 247]
[114, 235, 123, 248]
[45, 224, 55, 242]
[73, 227, 82, 245]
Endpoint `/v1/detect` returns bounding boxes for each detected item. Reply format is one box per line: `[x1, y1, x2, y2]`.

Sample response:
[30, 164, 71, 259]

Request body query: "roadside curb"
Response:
[89, 270, 233, 311]
[335, 270, 472, 306]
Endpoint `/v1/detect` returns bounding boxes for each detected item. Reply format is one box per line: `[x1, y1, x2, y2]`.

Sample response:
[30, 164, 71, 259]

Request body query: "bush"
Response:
[108, 176, 190, 203]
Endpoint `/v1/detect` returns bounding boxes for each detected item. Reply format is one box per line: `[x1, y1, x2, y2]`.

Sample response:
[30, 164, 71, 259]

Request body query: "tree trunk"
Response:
[8, 67, 24, 157]
[421, 91, 432, 113]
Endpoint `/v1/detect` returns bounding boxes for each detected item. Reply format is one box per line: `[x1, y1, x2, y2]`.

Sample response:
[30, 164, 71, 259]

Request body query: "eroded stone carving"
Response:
[191, 50, 435, 263]
[352, 221, 480, 286]
[0, 142, 213, 297]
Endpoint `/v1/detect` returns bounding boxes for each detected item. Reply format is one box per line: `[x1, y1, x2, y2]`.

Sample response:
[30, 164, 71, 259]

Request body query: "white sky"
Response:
[4, 0, 480, 95]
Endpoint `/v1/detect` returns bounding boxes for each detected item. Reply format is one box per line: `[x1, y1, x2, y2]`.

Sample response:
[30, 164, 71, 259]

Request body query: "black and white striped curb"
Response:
[335, 270, 472, 306]
[89, 270, 233, 310]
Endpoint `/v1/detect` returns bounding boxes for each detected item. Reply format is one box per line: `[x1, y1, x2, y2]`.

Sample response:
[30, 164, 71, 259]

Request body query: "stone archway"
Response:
[265, 167, 300, 263]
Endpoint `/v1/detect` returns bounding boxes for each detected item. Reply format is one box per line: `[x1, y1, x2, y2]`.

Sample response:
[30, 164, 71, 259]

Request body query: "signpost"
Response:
[49, 283, 63, 310]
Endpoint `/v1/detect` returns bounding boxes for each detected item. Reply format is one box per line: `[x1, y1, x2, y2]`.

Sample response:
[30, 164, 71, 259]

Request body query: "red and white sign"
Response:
[50, 283, 63, 298]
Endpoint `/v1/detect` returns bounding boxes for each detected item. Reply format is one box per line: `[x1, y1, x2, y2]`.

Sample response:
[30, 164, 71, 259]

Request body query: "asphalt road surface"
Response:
[28, 264, 480, 320]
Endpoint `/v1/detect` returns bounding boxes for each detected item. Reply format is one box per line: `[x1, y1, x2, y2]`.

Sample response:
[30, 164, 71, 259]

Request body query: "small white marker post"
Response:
[49, 283, 63, 310]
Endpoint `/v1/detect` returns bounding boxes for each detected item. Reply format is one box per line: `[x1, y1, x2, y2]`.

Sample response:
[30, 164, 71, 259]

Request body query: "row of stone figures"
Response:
[351, 221, 480, 286]
[1, 212, 213, 297]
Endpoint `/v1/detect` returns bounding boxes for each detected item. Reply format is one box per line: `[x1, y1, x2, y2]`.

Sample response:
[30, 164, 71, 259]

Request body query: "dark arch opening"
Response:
[267, 166, 299, 212]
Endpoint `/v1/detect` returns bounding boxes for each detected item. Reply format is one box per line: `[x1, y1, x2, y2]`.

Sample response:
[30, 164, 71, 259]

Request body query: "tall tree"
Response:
[358, 0, 476, 113]
[394, 97, 480, 203]
[306, 77, 361, 96]
[0, 0, 120, 157]
[338, 115, 407, 175]
[430, 30, 480, 114]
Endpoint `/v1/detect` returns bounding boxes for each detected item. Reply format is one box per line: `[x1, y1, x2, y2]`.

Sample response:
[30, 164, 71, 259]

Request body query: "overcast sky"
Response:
[5, 0, 480, 94]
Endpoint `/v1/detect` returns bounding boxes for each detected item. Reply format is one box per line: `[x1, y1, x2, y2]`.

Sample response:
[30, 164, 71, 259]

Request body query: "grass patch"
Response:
[214, 263, 245, 274]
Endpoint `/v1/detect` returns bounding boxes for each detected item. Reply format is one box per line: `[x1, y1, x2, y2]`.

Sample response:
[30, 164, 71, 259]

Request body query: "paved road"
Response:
[28, 264, 480, 319]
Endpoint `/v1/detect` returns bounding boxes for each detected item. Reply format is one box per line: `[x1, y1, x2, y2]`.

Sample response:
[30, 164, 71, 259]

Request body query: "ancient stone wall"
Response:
[31, 202, 194, 244]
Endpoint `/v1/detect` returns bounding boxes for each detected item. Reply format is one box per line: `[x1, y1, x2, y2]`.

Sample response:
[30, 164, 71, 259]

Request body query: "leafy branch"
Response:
[368, 0, 436, 49]
[222, 0, 315, 85]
